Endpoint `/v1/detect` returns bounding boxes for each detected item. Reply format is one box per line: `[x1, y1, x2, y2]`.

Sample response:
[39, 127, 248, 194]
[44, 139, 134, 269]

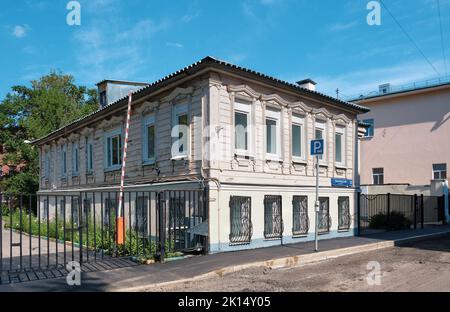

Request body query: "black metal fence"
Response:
[358, 193, 446, 235]
[0, 189, 208, 281]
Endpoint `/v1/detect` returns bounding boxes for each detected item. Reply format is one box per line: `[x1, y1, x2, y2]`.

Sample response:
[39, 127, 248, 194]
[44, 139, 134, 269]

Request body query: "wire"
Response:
[380, 0, 441, 76]
[437, 0, 448, 76]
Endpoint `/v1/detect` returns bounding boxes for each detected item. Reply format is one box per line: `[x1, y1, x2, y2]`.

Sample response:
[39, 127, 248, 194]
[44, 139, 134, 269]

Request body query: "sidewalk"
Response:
[1, 226, 449, 292]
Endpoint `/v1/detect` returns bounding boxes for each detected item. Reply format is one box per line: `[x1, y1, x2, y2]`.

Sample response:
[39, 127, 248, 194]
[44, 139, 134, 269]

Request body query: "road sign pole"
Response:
[315, 154, 319, 252]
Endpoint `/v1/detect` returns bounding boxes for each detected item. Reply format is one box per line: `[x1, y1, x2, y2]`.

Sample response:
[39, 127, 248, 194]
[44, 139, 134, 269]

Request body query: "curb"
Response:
[118, 230, 450, 292]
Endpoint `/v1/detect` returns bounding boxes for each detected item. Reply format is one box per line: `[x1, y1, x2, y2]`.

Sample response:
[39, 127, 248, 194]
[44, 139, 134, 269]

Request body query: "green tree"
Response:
[0, 71, 98, 194]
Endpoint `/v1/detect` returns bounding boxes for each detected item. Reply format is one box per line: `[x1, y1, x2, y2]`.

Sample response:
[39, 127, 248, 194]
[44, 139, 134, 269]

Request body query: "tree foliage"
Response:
[0, 71, 98, 194]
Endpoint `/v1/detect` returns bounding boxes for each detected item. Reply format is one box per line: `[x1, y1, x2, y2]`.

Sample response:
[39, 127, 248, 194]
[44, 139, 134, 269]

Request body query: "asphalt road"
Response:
[155, 235, 450, 292]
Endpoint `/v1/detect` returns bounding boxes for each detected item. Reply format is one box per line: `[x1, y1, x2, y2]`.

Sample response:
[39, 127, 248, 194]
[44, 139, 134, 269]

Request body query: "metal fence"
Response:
[358, 193, 446, 235]
[0, 189, 208, 281]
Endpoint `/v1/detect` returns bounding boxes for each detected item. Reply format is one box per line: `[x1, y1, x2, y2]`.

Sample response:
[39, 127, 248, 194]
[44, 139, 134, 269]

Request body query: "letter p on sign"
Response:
[311, 139, 324, 156]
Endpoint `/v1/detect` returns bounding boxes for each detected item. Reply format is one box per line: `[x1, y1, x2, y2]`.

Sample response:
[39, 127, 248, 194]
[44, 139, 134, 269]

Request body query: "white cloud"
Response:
[328, 20, 358, 32]
[12, 24, 30, 38]
[166, 42, 184, 48]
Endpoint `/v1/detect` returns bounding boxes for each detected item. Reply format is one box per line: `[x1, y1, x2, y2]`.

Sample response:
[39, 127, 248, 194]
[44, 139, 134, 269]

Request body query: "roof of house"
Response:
[32, 56, 370, 146]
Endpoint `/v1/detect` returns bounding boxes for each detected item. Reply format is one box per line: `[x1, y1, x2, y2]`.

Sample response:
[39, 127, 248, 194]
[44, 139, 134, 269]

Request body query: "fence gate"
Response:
[0, 189, 208, 285]
[358, 193, 446, 235]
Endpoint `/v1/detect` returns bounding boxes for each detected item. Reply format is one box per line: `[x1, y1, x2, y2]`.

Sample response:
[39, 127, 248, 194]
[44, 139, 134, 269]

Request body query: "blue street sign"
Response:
[310, 139, 324, 156]
[331, 178, 353, 188]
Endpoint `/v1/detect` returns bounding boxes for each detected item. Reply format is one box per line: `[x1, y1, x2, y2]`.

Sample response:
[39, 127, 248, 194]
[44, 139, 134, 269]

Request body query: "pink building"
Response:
[354, 80, 450, 187]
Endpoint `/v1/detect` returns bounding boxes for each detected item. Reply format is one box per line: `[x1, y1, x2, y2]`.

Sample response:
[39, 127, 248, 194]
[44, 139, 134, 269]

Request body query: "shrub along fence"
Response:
[357, 193, 446, 235]
[0, 189, 208, 276]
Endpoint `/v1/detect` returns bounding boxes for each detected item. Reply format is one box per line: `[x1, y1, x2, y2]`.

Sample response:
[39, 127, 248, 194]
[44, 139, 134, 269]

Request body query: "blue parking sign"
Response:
[311, 139, 324, 156]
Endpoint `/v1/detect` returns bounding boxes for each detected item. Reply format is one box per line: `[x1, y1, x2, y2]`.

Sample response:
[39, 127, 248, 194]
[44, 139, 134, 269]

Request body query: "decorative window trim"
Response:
[60, 144, 68, 178]
[335, 125, 346, 167]
[85, 137, 94, 174]
[162, 87, 194, 103]
[233, 97, 254, 157]
[71, 142, 80, 176]
[142, 114, 156, 165]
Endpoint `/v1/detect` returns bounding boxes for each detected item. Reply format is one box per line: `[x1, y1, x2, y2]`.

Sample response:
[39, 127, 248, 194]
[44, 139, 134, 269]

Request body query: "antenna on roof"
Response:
[336, 88, 340, 100]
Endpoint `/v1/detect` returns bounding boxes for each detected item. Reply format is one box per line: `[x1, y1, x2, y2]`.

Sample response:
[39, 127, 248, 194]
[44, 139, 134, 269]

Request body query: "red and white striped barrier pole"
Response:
[116, 92, 133, 245]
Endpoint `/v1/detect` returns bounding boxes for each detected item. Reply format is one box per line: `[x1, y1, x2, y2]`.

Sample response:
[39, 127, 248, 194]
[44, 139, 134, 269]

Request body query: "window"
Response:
[143, 115, 156, 164]
[338, 197, 351, 231]
[265, 109, 281, 159]
[99, 91, 107, 108]
[292, 115, 304, 160]
[318, 197, 330, 234]
[363, 119, 374, 137]
[42, 199, 49, 221]
[172, 104, 189, 159]
[86, 138, 94, 173]
[71, 197, 80, 225]
[234, 99, 252, 155]
[293, 196, 309, 236]
[372, 168, 384, 185]
[315, 120, 326, 160]
[229, 196, 252, 244]
[44, 151, 51, 178]
[335, 126, 345, 165]
[433, 163, 447, 180]
[136, 196, 148, 236]
[72, 143, 79, 175]
[264, 195, 283, 239]
[105, 128, 122, 170]
[61, 145, 67, 177]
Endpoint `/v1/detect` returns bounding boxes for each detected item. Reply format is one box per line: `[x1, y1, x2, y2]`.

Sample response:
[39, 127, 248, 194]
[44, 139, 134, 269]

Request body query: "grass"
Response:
[2, 208, 184, 260]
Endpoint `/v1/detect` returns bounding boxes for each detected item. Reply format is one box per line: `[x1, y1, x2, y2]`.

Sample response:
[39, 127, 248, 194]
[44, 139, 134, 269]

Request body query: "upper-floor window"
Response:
[44, 151, 51, 178]
[292, 114, 305, 160]
[433, 163, 447, 180]
[363, 119, 374, 137]
[335, 126, 345, 165]
[315, 120, 326, 161]
[72, 142, 79, 176]
[372, 168, 384, 185]
[60, 144, 67, 177]
[86, 137, 94, 173]
[143, 115, 156, 164]
[172, 104, 189, 159]
[105, 128, 122, 170]
[234, 99, 252, 155]
[265, 109, 281, 159]
[99, 91, 107, 108]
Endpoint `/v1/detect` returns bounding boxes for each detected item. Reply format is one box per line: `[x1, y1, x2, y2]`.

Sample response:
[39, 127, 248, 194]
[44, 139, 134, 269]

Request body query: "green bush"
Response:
[369, 211, 412, 230]
[3, 209, 182, 259]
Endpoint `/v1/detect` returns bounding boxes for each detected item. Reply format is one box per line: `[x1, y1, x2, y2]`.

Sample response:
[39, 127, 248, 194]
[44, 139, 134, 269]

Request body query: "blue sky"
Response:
[1, 0, 449, 100]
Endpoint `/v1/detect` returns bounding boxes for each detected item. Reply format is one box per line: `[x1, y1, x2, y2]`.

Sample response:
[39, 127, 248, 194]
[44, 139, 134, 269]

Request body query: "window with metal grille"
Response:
[264, 195, 283, 239]
[318, 197, 330, 234]
[338, 197, 351, 231]
[229, 196, 252, 244]
[292, 196, 309, 236]
[136, 196, 148, 236]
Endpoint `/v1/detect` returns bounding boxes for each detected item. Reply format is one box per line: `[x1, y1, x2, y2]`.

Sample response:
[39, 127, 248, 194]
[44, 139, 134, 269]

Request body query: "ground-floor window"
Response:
[71, 197, 80, 226]
[292, 196, 309, 236]
[318, 197, 330, 234]
[229, 196, 252, 244]
[264, 195, 283, 239]
[338, 196, 351, 231]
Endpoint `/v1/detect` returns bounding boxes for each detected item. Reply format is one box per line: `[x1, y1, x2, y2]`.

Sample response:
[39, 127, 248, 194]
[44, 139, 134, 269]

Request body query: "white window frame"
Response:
[142, 114, 156, 164]
[265, 108, 281, 160]
[72, 142, 79, 176]
[315, 120, 327, 162]
[432, 163, 447, 180]
[60, 144, 67, 178]
[171, 103, 190, 160]
[86, 137, 94, 174]
[372, 168, 384, 185]
[335, 126, 345, 166]
[234, 99, 253, 157]
[104, 127, 123, 171]
[291, 114, 305, 161]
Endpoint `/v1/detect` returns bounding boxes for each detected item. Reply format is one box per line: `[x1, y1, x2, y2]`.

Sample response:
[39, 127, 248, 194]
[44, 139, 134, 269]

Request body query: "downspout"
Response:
[444, 180, 449, 224]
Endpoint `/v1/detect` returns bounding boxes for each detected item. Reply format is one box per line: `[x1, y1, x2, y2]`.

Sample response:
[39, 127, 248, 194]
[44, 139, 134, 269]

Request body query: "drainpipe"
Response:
[444, 180, 449, 224]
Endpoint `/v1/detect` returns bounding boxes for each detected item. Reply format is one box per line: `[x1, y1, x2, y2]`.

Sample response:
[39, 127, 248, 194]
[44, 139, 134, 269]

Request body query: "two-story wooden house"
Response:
[33, 57, 369, 253]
